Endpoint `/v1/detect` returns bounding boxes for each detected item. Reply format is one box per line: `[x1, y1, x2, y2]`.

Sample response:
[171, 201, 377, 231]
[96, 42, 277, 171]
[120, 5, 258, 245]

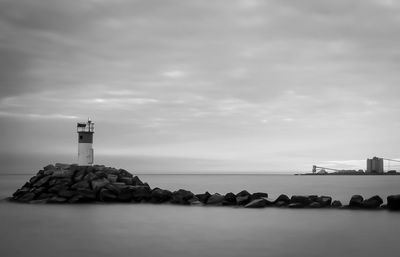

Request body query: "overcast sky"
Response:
[1, 0, 400, 173]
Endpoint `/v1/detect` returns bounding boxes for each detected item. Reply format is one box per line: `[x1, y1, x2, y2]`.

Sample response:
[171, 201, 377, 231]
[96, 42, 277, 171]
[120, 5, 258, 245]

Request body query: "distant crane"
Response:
[381, 158, 400, 172]
[312, 165, 341, 173]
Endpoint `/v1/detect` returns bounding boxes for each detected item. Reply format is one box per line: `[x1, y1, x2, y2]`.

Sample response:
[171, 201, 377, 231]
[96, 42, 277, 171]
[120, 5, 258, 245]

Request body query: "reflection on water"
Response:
[1, 175, 399, 257]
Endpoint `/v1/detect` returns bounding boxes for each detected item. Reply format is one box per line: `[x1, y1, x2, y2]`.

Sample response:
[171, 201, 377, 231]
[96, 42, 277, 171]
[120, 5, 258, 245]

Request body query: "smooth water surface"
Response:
[1, 174, 399, 257]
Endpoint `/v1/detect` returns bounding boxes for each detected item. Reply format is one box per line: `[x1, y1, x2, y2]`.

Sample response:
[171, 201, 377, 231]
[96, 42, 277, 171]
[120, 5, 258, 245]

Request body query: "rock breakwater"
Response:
[9, 164, 400, 211]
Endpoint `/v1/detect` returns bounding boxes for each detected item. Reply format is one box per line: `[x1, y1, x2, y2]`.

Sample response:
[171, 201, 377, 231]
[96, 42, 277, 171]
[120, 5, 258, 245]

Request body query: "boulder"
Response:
[74, 169, 86, 181]
[99, 189, 117, 202]
[131, 186, 151, 202]
[107, 174, 118, 183]
[117, 186, 133, 202]
[58, 190, 75, 199]
[91, 178, 110, 192]
[251, 192, 269, 200]
[331, 200, 342, 208]
[274, 194, 290, 204]
[94, 171, 107, 179]
[48, 184, 68, 194]
[362, 195, 383, 209]
[196, 192, 211, 203]
[170, 189, 194, 205]
[12, 189, 29, 199]
[151, 188, 172, 203]
[32, 176, 51, 188]
[349, 195, 364, 208]
[236, 195, 251, 206]
[309, 202, 322, 208]
[245, 198, 268, 208]
[290, 195, 312, 206]
[43, 164, 56, 171]
[223, 192, 237, 206]
[76, 189, 96, 202]
[17, 192, 36, 202]
[316, 196, 332, 207]
[118, 176, 133, 185]
[236, 190, 251, 206]
[71, 180, 90, 190]
[83, 172, 97, 182]
[188, 196, 202, 206]
[29, 175, 41, 184]
[132, 176, 144, 186]
[387, 195, 400, 210]
[206, 193, 225, 205]
[118, 169, 133, 177]
[52, 177, 73, 186]
[31, 187, 46, 196]
[308, 195, 319, 202]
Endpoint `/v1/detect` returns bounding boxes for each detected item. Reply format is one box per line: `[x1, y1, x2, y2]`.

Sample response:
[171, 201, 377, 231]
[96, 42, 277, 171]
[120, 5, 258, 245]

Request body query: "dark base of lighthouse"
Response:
[8, 163, 400, 210]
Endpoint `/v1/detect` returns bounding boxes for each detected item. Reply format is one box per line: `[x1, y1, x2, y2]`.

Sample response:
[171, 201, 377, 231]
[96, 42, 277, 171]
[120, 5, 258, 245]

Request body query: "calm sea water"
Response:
[1, 174, 399, 257]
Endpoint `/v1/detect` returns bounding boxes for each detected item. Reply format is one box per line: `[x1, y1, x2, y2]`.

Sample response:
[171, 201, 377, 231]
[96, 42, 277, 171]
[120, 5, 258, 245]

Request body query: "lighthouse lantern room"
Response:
[77, 119, 94, 166]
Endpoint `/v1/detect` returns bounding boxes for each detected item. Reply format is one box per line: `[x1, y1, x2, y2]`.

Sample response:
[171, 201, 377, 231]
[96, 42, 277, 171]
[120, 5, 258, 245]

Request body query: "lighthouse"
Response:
[77, 119, 94, 166]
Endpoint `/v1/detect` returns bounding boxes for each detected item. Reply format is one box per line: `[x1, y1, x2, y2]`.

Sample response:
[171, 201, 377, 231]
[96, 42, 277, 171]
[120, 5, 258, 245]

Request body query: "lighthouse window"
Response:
[79, 136, 83, 140]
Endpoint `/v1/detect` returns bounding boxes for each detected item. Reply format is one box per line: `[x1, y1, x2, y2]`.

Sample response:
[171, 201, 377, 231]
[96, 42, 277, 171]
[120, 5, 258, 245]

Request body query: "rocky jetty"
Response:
[9, 164, 400, 211]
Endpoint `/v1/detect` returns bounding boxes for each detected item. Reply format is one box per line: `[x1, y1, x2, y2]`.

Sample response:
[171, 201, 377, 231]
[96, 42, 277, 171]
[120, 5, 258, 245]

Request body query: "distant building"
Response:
[366, 157, 384, 174]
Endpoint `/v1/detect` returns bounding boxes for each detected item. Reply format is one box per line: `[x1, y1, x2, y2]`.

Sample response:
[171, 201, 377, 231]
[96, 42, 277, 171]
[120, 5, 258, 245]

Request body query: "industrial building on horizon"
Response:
[366, 157, 384, 174]
[310, 156, 400, 175]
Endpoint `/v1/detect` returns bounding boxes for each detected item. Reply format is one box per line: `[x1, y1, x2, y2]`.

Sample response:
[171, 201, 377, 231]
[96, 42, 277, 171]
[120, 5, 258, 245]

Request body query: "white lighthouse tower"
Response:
[77, 119, 94, 166]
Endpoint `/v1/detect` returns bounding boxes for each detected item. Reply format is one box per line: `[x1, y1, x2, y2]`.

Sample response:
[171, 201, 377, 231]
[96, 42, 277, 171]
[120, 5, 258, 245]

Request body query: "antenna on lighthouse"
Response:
[77, 119, 94, 166]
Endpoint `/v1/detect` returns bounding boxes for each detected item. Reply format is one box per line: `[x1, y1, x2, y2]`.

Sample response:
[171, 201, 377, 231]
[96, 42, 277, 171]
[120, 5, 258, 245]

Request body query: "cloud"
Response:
[1, 0, 400, 171]
[162, 70, 186, 78]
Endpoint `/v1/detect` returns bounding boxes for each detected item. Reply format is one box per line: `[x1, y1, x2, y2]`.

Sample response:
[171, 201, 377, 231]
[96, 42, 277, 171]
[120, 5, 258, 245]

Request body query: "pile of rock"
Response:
[11, 164, 150, 203]
[9, 164, 400, 211]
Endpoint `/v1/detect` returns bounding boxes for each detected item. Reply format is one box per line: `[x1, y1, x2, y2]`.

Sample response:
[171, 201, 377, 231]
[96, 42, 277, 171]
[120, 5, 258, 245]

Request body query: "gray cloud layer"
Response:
[1, 0, 400, 172]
